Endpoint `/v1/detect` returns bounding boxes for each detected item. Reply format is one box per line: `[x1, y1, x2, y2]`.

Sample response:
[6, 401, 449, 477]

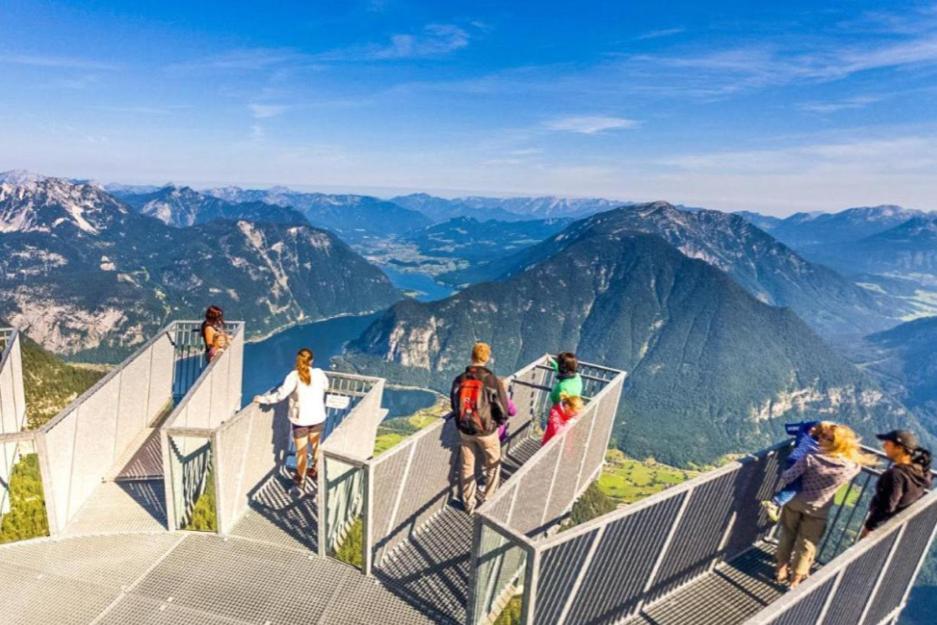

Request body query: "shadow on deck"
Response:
[230, 464, 318, 552]
[376, 436, 543, 625]
[627, 544, 783, 625]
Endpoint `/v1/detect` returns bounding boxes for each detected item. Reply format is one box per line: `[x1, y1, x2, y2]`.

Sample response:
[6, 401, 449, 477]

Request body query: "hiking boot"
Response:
[761, 500, 781, 524]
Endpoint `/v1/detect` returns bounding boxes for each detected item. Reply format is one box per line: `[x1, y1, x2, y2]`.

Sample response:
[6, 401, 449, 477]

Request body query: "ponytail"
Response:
[912, 447, 932, 473]
[296, 348, 313, 385]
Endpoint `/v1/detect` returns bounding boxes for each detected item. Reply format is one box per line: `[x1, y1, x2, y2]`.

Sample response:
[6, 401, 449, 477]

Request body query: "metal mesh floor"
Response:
[375, 436, 544, 625]
[625, 544, 784, 625]
[64, 479, 167, 536]
[0, 532, 434, 625]
[376, 505, 474, 625]
[230, 465, 318, 551]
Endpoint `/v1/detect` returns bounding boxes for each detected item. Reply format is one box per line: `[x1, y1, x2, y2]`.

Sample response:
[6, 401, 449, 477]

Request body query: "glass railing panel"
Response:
[472, 519, 529, 625]
[816, 468, 878, 564]
[166, 432, 216, 532]
[323, 454, 365, 569]
[0, 436, 50, 543]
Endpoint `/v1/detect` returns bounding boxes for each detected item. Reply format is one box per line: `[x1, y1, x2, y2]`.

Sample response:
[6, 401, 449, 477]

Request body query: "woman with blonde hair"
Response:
[775, 423, 876, 588]
[542, 393, 584, 445]
[253, 348, 329, 489]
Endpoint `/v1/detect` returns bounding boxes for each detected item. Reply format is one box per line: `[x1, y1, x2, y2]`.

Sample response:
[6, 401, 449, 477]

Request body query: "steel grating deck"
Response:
[625, 544, 784, 625]
[230, 465, 318, 551]
[0, 532, 434, 625]
[375, 437, 544, 625]
[64, 479, 167, 536]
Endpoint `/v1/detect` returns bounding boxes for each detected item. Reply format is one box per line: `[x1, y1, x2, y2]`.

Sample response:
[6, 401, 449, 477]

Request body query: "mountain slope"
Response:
[809, 216, 937, 279]
[863, 316, 937, 433]
[767, 205, 923, 250]
[0, 175, 401, 358]
[207, 187, 430, 242]
[443, 203, 907, 338]
[338, 228, 916, 465]
[390, 193, 524, 223]
[113, 185, 306, 227]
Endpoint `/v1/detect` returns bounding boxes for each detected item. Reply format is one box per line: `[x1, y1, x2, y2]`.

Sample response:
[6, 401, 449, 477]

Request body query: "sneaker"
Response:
[761, 500, 781, 524]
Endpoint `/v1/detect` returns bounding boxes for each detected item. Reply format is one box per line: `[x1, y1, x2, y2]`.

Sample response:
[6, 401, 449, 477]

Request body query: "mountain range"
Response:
[391, 192, 625, 223]
[205, 186, 430, 243]
[0, 173, 400, 358]
[441, 203, 907, 339]
[337, 206, 922, 465]
[112, 185, 306, 228]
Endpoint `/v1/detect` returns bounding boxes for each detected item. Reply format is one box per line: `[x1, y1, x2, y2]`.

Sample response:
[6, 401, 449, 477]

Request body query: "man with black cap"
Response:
[862, 430, 932, 537]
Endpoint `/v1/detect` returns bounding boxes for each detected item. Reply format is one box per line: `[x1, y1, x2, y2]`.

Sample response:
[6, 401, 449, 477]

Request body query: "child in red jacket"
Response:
[542, 393, 584, 445]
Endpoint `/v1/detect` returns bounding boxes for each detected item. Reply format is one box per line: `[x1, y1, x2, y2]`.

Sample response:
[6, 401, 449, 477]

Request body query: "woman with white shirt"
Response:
[253, 347, 329, 488]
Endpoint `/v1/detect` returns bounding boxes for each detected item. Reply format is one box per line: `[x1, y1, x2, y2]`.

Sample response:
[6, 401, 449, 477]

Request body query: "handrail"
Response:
[741, 488, 937, 625]
[474, 364, 626, 530]
[162, 322, 245, 430]
[40, 323, 176, 433]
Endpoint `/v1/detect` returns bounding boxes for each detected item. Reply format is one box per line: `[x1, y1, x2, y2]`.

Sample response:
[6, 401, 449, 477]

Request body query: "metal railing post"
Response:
[857, 525, 907, 625]
[520, 543, 540, 625]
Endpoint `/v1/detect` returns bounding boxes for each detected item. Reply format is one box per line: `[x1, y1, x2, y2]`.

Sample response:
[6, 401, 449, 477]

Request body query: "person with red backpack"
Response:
[450, 342, 510, 515]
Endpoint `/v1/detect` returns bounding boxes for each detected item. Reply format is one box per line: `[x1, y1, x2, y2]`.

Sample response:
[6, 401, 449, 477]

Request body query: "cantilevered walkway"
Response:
[1, 323, 935, 625]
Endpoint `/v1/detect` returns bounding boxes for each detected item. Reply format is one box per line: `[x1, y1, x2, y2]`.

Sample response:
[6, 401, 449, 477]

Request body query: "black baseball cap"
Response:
[876, 430, 919, 451]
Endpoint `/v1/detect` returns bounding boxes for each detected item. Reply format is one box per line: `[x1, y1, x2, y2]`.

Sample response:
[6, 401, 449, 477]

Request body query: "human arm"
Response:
[779, 453, 809, 488]
[253, 371, 297, 405]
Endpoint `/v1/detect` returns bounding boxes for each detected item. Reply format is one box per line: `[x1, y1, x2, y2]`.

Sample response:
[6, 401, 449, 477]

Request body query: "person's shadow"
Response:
[240, 401, 319, 550]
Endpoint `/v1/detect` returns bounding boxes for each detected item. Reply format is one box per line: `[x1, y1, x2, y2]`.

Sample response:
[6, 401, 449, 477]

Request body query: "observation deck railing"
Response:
[318, 355, 626, 577]
[159, 321, 245, 531]
[0, 328, 26, 515]
[742, 453, 937, 625]
[468, 436, 937, 625]
[207, 370, 385, 536]
[468, 360, 627, 624]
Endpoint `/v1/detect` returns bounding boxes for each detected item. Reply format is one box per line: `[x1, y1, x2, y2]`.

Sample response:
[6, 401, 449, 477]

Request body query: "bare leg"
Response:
[307, 430, 322, 479]
[294, 436, 308, 487]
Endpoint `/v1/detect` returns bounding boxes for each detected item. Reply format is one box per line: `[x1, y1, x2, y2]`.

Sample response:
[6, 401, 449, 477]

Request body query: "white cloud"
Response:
[545, 115, 638, 134]
[248, 103, 289, 118]
[323, 24, 471, 61]
[0, 53, 119, 71]
[798, 95, 883, 114]
[636, 27, 685, 41]
[167, 48, 314, 72]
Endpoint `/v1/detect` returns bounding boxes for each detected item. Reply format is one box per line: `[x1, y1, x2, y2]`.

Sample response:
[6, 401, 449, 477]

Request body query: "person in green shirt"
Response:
[549, 352, 582, 404]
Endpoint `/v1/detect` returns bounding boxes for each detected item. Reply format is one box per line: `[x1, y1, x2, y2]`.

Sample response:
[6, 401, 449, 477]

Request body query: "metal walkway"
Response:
[65, 424, 170, 536]
[625, 544, 782, 625]
[230, 465, 319, 552]
[373, 437, 542, 625]
[0, 532, 433, 625]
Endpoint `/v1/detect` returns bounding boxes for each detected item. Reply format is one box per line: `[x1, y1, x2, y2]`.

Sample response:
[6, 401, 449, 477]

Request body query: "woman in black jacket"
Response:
[862, 430, 932, 537]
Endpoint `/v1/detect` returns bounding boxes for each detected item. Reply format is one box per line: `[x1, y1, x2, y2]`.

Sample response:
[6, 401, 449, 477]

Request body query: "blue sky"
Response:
[2, 1, 937, 214]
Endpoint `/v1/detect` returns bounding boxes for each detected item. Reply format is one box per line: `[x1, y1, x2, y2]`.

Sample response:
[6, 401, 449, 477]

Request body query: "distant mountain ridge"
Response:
[338, 213, 919, 465]
[391, 192, 626, 223]
[0, 174, 401, 358]
[113, 185, 307, 228]
[442, 202, 908, 339]
[205, 186, 430, 243]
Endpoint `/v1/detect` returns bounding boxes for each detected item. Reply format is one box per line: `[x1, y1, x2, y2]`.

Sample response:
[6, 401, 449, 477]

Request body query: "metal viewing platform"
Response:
[1, 326, 935, 625]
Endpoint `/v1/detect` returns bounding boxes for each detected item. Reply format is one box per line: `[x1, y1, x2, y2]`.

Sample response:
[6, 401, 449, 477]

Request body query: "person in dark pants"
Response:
[862, 430, 932, 537]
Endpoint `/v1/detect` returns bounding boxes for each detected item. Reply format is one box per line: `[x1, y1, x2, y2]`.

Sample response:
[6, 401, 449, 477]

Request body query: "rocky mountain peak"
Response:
[0, 173, 128, 235]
